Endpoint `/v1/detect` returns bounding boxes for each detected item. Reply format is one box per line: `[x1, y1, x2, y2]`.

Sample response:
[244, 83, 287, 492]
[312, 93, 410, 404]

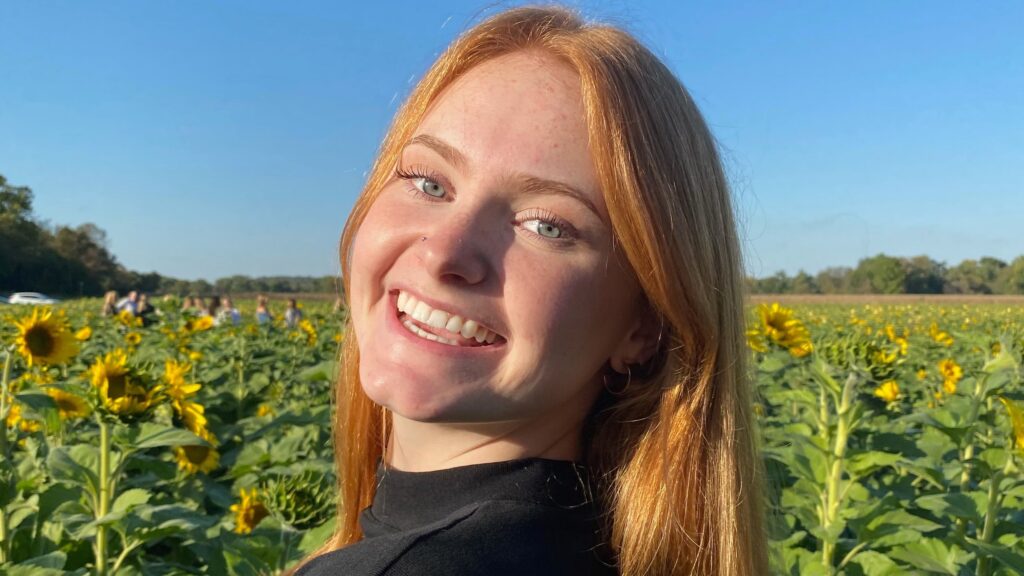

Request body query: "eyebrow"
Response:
[404, 133, 604, 222]
[407, 134, 468, 170]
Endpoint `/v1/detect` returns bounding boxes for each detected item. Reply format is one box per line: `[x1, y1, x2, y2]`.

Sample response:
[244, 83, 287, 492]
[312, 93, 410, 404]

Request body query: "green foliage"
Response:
[0, 299, 343, 573]
[749, 253, 1022, 295]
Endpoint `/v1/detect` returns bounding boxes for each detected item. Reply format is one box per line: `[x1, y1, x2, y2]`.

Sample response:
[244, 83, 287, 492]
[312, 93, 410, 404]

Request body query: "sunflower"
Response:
[5, 400, 42, 433]
[125, 332, 142, 346]
[745, 329, 768, 353]
[116, 309, 142, 328]
[13, 308, 79, 367]
[187, 316, 214, 332]
[299, 320, 318, 346]
[256, 404, 275, 418]
[873, 380, 900, 404]
[75, 326, 92, 341]
[230, 487, 269, 534]
[938, 358, 962, 395]
[929, 323, 954, 346]
[753, 303, 813, 358]
[44, 387, 91, 420]
[173, 429, 220, 475]
[163, 359, 207, 433]
[89, 350, 157, 417]
[999, 397, 1024, 453]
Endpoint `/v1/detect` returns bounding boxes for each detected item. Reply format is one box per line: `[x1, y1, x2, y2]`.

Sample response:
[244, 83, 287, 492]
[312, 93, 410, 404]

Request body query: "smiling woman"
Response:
[294, 6, 767, 576]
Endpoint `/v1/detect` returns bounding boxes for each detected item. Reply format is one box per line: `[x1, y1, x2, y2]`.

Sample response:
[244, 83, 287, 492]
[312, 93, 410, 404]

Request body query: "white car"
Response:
[8, 292, 60, 305]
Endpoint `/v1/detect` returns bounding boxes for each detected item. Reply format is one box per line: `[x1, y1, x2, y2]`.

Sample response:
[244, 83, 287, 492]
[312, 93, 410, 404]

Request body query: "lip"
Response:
[385, 291, 507, 355]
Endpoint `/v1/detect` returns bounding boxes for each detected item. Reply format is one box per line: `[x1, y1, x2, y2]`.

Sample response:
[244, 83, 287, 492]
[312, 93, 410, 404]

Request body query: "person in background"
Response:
[255, 294, 273, 324]
[181, 295, 196, 313]
[194, 296, 208, 316]
[101, 291, 118, 316]
[116, 290, 139, 315]
[284, 298, 302, 328]
[204, 295, 221, 319]
[217, 296, 242, 326]
[137, 293, 157, 326]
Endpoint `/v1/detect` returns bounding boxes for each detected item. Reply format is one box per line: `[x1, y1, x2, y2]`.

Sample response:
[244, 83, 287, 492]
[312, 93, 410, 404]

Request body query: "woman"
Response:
[284, 298, 303, 328]
[297, 6, 766, 576]
[255, 294, 273, 324]
[100, 291, 118, 316]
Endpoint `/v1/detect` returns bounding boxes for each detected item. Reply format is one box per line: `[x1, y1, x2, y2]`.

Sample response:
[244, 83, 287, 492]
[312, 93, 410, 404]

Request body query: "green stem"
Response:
[822, 374, 855, 574]
[0, 350, 11, 564]
[976, 458, 1013, 576]
[96, 419, 111, 576]
[960, 375, 990, 488]
[236, 362, 246, 421]
[0, 350, 11, 460]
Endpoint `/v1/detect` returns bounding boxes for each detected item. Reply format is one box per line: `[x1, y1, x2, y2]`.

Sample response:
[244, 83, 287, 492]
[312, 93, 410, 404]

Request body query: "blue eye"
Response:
[523, 219, 562, 239]
[413, 177, 446, 198]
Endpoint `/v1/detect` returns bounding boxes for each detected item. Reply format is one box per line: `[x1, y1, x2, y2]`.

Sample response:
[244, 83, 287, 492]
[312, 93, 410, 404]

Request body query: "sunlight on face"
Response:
[348, 51, 644, 423]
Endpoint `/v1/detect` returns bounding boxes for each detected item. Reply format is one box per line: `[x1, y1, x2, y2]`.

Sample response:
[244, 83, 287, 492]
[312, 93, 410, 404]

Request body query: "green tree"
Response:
[849, 254, 906, 294]
[903, 255, 945, 294]
[790, 270, 819, 294]
[996, 256, 1024, 294]
[816, 267, 852, 294]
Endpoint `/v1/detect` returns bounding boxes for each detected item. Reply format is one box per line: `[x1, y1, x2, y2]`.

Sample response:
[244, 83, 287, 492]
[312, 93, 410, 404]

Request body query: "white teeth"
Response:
[445, 315, 463, 333]
[412, 301, 431, 323]
[460, 320, 478, 339]
[426, 309, 449, 329]
[402, 318, 457, 345]
[402, 294, 419, 314]
[395, 290, 499, 344]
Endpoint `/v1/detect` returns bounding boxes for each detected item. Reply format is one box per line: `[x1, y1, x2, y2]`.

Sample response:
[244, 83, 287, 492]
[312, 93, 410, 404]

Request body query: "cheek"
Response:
[348, 204, 404, 334]
[510, 258, 625, 363]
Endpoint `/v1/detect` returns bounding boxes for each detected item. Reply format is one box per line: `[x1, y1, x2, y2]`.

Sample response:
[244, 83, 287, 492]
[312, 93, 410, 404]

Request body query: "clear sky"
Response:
[2, 1, 1021, 281]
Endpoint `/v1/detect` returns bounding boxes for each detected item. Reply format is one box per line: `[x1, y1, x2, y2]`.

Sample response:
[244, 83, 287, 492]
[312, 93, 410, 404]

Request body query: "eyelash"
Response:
[395, 165, 451, 202]
[514, 209, 578, 243]
[393, 166, 579, 244]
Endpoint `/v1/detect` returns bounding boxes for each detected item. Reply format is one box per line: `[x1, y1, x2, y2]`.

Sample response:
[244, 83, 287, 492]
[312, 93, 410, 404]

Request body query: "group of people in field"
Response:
[100, 290, 306, 328]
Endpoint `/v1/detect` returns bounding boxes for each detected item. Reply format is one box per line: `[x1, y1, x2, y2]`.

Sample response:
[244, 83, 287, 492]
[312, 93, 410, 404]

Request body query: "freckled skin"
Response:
[349, 51, 645, 425]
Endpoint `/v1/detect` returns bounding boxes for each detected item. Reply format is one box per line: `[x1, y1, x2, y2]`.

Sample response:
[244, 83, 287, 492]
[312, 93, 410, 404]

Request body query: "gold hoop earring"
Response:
[603, 365, 632, 396]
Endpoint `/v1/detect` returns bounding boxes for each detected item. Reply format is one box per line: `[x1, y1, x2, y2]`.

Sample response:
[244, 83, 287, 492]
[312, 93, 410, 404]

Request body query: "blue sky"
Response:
[2, 1, 1021, 281]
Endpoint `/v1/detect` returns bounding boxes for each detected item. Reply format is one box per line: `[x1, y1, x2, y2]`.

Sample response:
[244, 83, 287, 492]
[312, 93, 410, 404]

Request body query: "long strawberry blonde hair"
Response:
[306, 6, 767, 576]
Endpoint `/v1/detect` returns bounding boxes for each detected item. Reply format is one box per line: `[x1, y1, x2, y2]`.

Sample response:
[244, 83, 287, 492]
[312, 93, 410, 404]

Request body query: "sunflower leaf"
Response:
[123, 423, 207, 450]
[14, 391, 57, 414]
[47, 446, 99, 498]
[112, 488, 150, 514]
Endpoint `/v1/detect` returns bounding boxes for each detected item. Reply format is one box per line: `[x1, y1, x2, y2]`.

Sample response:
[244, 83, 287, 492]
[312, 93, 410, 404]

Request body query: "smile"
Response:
[396, 290, 503, 347]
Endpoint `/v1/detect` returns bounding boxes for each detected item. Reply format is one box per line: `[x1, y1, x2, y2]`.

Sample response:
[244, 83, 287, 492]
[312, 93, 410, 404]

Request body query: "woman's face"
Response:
[349, 51, 646, 423]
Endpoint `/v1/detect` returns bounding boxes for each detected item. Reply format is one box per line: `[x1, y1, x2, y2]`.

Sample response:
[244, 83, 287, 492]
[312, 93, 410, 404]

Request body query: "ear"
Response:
[608, 303, 662, 375]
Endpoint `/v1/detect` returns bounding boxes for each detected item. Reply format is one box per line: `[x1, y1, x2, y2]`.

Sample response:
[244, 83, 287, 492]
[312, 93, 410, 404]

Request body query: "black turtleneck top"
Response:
[296, 458, 617, 576]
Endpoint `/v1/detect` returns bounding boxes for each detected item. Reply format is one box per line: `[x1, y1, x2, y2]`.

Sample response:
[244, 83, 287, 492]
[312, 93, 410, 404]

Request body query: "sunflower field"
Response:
[1, 297, 1023, 575]
[1, 299, 342, 575]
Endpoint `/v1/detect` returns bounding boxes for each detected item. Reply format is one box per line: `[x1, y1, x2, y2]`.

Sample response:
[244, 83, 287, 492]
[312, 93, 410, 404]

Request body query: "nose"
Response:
[417, 213, 491, 286]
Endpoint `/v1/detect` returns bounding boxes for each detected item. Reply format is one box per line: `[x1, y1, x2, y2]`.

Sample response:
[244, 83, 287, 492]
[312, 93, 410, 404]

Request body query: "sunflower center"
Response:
[26, 326, 55, 356]
[107, 373, 128, 399]
[183, 445, 210, 464]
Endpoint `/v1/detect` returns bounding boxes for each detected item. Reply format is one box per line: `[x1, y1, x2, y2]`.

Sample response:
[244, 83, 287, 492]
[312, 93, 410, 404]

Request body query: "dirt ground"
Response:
[747, 294, 1024, 305]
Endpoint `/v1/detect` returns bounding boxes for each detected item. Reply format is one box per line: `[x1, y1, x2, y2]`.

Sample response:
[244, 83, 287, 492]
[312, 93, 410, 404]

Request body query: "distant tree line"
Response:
[5, 173, 1021, 297]
[0, 174, 338, 297]
[748, 254, 1024, 295]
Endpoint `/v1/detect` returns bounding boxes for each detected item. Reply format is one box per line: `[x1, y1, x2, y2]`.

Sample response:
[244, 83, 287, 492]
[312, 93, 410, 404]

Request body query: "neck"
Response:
[386, 392, 596, 472]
